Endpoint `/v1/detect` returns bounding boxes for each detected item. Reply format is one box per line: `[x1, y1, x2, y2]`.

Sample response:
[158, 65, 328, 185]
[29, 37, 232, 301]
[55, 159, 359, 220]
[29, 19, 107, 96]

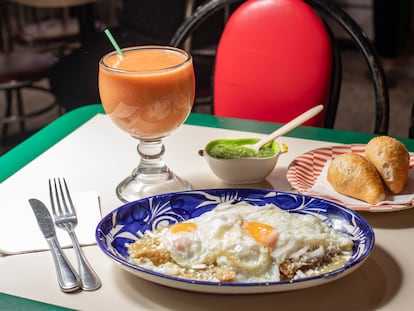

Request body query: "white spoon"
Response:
[245, 104, 324, 153]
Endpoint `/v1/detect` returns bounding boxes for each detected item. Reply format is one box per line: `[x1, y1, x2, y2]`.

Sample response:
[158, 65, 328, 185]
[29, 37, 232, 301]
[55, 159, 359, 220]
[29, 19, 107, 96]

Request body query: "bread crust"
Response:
[327, 153, 385, 204]
[365, 136, 409, 194]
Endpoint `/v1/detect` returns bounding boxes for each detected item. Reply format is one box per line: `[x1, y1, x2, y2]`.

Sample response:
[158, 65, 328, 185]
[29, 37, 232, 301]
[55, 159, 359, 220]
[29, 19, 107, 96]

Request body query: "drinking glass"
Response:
[99, 46, 195, 202]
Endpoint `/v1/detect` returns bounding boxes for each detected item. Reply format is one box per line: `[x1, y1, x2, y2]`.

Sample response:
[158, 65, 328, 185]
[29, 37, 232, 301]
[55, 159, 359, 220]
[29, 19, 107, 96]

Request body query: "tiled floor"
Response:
[1, 39, 414, 155]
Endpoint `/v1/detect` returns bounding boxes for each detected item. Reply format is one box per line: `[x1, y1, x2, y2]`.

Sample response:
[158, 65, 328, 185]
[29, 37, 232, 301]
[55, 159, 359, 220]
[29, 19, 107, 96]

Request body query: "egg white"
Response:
[129, 202, 353, 282]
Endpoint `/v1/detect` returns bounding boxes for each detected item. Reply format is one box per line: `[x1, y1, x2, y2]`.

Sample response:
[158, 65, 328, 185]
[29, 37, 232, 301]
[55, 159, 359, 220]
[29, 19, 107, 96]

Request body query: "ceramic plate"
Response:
[96, 188, 374, 294]
[287, 144, 414, 212]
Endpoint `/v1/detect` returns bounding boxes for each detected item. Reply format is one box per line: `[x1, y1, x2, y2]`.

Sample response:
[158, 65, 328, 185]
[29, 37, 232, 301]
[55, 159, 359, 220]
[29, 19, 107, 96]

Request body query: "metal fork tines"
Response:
[49, 178, 102, 291]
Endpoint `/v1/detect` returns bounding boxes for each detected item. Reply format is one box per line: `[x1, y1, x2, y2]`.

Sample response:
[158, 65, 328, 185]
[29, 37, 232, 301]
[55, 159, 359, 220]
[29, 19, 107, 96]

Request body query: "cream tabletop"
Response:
[1, 114, 414, 310]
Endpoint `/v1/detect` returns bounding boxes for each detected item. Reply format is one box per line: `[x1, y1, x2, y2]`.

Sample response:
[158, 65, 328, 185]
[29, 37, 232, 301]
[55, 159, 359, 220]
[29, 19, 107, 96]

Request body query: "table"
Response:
[8, 0, 97, 8]
[1, 104, 414, 310]
[8, 0, 98, 46]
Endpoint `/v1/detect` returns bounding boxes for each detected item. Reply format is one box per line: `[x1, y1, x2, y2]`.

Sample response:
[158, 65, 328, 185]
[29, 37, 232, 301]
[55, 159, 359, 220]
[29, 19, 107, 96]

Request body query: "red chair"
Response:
[172, 0, 389, 134]
[214, 0, 331, 126]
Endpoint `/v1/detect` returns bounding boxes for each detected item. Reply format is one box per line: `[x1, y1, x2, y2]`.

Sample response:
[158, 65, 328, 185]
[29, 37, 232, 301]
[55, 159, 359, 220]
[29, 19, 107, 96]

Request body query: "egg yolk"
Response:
[170, 222, 198, 234]
[242, 222, 279, 247]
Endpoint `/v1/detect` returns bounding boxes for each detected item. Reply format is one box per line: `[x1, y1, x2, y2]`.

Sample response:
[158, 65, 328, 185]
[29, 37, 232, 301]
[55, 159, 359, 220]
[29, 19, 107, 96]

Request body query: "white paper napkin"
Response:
[0, 191, 101, 255]
[309, 160, 414, 206]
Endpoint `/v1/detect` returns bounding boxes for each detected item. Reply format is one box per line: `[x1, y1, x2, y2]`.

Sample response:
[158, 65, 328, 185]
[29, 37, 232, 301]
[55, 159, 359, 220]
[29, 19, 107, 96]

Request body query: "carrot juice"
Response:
[99, 46, 195, 139]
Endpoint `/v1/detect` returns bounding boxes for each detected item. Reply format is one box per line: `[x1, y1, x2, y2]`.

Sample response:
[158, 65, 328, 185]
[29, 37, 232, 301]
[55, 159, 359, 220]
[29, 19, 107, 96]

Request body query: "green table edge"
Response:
[0, 292, 73, 311]
[1, 104, 413, 184]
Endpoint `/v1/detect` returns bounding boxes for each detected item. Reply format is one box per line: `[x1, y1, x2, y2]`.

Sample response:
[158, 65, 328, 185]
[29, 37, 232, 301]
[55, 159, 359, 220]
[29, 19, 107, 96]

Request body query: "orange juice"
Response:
[99, 46, 195, 139]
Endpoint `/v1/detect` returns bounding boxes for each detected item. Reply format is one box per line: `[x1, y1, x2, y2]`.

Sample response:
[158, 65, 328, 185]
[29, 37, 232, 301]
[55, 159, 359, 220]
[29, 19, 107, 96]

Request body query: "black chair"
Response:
[0, 1, 60, 142]
[171, 0, 390, 134]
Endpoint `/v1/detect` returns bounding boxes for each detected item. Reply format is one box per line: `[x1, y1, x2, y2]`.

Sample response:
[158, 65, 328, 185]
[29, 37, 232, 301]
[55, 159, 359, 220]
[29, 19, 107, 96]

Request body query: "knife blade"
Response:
[29, 198, 81, 292]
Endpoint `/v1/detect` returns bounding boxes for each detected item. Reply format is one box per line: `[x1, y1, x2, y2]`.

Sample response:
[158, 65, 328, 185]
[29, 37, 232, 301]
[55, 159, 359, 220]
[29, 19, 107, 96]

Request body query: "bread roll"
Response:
[365, 136, 410, 194]
[327, 153, 385, 204]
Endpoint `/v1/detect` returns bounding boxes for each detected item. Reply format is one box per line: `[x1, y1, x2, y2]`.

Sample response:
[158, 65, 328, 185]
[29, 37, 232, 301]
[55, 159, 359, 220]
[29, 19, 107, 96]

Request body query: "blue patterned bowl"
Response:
[96, 189, 374, 294]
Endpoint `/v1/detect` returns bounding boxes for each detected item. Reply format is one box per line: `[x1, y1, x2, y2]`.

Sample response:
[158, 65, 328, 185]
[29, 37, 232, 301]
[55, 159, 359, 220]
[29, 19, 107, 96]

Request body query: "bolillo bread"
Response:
[365, 136, 410, 194]
[327, 153, 385, 204]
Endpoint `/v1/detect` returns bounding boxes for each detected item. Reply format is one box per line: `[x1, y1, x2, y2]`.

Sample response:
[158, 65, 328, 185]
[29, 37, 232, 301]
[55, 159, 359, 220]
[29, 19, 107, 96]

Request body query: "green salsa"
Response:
[206, 138, 279, 159]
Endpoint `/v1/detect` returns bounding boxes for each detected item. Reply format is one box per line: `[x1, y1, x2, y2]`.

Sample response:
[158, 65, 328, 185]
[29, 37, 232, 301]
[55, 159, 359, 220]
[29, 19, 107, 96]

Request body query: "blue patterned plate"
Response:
[96, 189, 374, 294]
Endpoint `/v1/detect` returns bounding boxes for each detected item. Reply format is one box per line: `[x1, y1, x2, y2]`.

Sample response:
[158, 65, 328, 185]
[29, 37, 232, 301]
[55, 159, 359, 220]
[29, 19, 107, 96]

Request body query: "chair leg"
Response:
[1, 88, 27, 137]
[2, 89, 13, 137]
[409, 101, 414, 139]
[16, 88, 26, 132]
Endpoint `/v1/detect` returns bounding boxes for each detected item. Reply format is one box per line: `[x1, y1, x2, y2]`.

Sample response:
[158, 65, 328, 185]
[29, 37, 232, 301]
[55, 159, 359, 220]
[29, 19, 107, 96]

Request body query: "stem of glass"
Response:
[116, 139, 191, 202]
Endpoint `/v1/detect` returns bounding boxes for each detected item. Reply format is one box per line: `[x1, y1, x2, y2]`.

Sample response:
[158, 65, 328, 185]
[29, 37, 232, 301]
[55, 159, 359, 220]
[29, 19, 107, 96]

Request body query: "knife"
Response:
[29, 198, 81, 292]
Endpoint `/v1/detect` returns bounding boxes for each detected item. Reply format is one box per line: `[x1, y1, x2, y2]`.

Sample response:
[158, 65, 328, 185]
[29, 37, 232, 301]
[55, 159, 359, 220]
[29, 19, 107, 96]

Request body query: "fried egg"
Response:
[128, 202, 353, 283]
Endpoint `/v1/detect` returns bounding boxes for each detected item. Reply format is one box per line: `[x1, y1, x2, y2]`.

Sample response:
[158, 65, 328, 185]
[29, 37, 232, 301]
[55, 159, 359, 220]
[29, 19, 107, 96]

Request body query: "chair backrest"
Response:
[171, 0, 390, 134]
[215, 0, 331, 127]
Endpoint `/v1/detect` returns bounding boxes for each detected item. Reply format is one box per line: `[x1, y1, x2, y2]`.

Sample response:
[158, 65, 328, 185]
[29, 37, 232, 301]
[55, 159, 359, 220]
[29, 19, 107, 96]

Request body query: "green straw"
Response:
[104, 29, 124, 58]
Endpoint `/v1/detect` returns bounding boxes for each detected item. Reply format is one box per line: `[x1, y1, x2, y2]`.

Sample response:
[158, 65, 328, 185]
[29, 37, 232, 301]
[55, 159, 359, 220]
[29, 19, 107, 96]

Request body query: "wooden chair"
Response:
[6, 0, 98, 57]
[171, 0, 390, 134]
[0, 1, 59, 141]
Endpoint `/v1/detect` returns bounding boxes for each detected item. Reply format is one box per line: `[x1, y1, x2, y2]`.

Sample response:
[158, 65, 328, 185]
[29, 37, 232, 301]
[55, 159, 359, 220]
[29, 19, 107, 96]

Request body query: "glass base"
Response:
[116, 139, 192, 203]
[116, 167, 192, 203]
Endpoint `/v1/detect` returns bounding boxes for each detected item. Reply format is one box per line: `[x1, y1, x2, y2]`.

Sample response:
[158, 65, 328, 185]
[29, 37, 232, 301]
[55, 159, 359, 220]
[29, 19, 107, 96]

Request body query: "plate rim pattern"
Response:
[287, 144, 414, 212]
[95, 188, 375, 294]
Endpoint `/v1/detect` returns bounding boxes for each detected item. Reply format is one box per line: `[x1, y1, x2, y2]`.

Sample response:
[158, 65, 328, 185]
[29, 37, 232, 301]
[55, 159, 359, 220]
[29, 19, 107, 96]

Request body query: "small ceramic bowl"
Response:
[200, 138, 287, 184]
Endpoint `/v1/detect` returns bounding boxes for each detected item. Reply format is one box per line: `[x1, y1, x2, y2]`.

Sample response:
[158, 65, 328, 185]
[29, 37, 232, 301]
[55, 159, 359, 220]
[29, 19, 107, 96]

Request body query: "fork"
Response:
[49, 178, 102, 291]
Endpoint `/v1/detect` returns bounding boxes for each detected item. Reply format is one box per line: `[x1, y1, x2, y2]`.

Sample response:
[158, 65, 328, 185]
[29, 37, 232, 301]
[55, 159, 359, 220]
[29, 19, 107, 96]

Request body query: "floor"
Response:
[1, 38, 414, 155]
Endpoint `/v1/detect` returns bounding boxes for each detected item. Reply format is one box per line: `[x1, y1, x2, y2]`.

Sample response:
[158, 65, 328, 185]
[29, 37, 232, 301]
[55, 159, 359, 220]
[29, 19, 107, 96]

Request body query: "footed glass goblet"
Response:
[99, 46, 195, 202]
